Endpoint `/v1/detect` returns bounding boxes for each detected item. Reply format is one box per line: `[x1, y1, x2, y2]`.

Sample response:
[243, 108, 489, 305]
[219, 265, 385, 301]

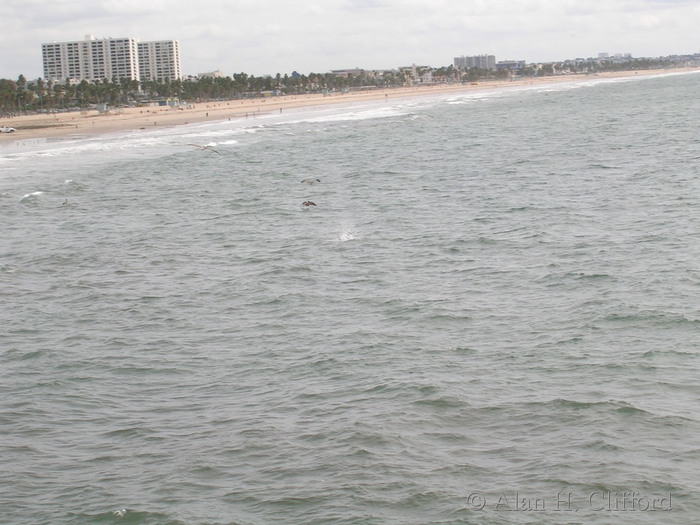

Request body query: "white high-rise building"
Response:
[138, 40, 182, 82]
[453, 54, 497, 71]
[42, 35, 182, 83]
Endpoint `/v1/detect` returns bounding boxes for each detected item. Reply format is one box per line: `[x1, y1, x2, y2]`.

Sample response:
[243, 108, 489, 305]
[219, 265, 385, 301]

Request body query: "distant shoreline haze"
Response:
[1, 52, 699, 116]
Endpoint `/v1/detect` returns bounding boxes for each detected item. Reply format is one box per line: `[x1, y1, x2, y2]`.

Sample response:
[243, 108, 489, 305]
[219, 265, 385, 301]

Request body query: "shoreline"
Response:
[1, 68, 698, 143]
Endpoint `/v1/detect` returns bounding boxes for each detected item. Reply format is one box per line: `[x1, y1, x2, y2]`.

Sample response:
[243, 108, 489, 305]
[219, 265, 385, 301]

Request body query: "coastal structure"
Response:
[41, 35, 182, 84]
[197, 69, 225, 79]
[398, 64, 433, 84]
[496, 60, 527, 72]
[138, 40, 182, 82]
[454, 54, 497, 70]
[330, 68, 365, 78]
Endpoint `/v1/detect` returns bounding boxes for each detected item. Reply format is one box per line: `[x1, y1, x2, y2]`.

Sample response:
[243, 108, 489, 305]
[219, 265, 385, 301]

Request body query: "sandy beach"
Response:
[1, 68, 697, 143]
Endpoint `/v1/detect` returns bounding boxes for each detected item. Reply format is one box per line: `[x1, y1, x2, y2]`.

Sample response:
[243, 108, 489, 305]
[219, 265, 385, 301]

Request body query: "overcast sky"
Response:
[1, 0, 698, 79]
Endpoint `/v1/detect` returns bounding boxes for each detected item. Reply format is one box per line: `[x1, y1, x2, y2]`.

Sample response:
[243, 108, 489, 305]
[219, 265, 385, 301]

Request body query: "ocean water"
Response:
[1, 72, 699, 524]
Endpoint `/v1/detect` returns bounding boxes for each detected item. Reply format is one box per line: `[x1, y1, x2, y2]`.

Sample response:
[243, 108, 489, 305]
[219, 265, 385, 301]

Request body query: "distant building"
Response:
[330, 69, 394, 80]
[454, 55, 496, 70]
[330, 68, 366, 78]
[496, 60, 526, 72]
[41, 35, 182, 84]
[398, 64, 433, 84]
[138, 40, 182, 82]
[42, 36, 139, 83]
[197, 69, 224, 79]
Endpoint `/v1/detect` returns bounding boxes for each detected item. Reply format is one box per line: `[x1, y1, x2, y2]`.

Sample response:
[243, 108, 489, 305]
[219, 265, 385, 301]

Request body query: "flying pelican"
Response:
[302, 201, 317, 207]
[187, 143, 221, 155]
[301, 178, 321, 185]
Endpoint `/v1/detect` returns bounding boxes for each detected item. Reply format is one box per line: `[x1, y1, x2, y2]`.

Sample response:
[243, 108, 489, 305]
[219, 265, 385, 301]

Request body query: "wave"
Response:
[0, 103, 406, 166]
[283, 104, 410, 125]
[333, 222, 357, 242]
[19, 191, 43, 204]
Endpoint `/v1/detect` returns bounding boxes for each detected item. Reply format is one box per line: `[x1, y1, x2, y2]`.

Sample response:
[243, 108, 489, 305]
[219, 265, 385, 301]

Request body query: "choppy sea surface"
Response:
[1, 72, 699, 525]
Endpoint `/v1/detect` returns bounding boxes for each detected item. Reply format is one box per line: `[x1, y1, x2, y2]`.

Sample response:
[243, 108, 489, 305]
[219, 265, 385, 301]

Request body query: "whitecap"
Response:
[19, 191, 43, 204]
[335, 223, 357, 242]
[302, 105, 407, 124]
[337, 231, 355, 242]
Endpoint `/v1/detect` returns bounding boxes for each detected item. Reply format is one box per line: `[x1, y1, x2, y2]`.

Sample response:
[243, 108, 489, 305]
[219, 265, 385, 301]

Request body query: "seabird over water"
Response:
[301, 178, 321, 185]
[187, 143, 221, 155]
[302, 201, 317, 207]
